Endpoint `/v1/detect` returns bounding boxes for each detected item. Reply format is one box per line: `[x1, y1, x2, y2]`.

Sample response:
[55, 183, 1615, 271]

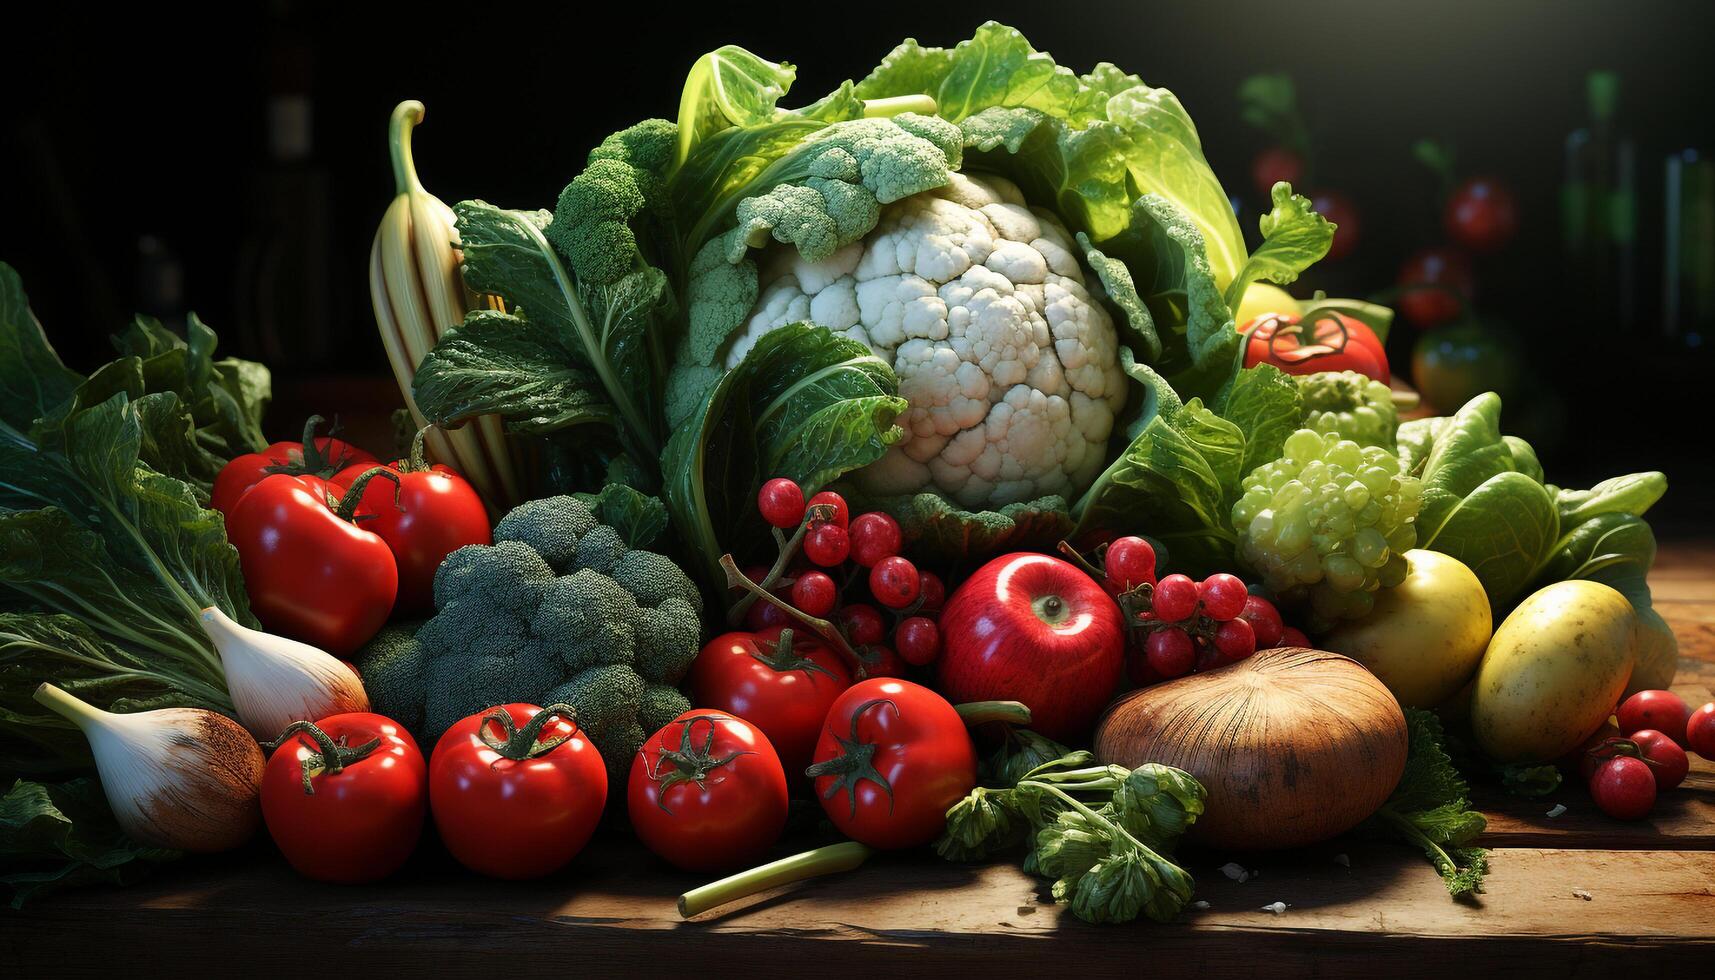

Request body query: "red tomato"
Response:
[1241, 312, 1389, 383]
[429, 703, 607, 879]
[1690, 703, 1715, 760]
[261, 712, 426, 883]
[1308, 189, 1360, 261]
[628, 710, 789, 872]
[212, 415, 376, 516]
[334, 431, 492, 615]
[1251, 146, 1305, 198]
[1630, 730, 1689, 791]
[1588, 756, 1655, 821]
[1397, 248, 1474, 329]
[807, 678, 977, 850]
[1617, 690, 1692, 746]
[226, 472, 399, 654]
[689, 626, 852, 778]
[1444, 177, 1518, 253]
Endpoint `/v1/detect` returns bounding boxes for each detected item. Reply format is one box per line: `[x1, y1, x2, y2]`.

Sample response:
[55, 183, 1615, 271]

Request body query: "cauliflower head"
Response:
[722, 172, 1127, 509]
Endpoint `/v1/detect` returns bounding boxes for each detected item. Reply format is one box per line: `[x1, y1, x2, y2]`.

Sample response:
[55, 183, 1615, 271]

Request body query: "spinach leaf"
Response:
[1363, 709, 1488, 899]
[0, 264, 83, 430]
[573, 483, 670, 551]
[846, 492, 1075, 565]
[1, 777, 179, 908]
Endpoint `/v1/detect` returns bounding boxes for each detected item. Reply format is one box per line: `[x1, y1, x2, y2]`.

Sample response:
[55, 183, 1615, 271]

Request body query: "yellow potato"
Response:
[1470, 580, 1637, 763]
[1233, 282, 1299, 328]
[1321, 550, 1492, 708]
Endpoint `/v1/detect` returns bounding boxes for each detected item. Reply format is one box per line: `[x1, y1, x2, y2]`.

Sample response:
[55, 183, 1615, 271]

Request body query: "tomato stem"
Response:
[400, 426, 434, 474]
[264, 720, 382, 795]
[677, 841, 872, 918]
[476, 703, 580, 761]
[333, 466, 402, 522]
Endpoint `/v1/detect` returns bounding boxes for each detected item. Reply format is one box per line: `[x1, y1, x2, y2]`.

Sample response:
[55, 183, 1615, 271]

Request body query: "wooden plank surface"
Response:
[3, 540, 1714, 977]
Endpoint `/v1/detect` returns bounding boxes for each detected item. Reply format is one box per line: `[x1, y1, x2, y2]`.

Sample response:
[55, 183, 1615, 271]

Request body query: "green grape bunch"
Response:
[1299, 370, 1398, 449]
[1232, 429, 1422, 628]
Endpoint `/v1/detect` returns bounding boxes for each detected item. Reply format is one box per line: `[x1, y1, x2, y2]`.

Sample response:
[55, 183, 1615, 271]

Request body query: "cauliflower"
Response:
[719, 172, 1127, 509]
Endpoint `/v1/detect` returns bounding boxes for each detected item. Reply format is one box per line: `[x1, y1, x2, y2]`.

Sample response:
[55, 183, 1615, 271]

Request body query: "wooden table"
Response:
[5, 544, 1713, 977]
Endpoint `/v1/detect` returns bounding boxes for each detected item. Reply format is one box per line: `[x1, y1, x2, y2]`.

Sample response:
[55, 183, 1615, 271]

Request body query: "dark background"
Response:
[4, 0, 1710, 530]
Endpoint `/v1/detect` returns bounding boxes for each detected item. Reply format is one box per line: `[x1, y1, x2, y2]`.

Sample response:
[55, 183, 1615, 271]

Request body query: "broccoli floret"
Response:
[572, 524, 627, 575]
[639, 683, 692, 735]
[433, 540, 554, 614]
[356, 622, 427, 732]
[586, 118, 677, 175]
[370, 495, 706, 777]
[493, 495, 597, 573]
[531, 569, 640, 671]
[546, 119, 677, 288]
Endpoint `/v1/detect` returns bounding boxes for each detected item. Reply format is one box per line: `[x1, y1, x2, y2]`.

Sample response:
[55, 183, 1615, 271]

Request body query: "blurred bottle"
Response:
[233, 9, 336, 370]
[1562, 71, 1637, 332]
[1663, 149, 1713, 349]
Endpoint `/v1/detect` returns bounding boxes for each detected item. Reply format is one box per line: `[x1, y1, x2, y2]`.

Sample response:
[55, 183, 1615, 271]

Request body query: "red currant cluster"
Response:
[1069, 535, 1310, 686]
[734, 478, 947, 673]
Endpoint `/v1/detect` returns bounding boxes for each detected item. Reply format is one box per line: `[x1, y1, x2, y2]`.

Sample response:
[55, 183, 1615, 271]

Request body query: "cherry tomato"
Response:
[806, 490, 849, 529]
[688, 627, 852, 777]
[1279, 626, 1311, 648]
[1308, 189, 1359, 261]
[1617, 690, 1692, 746]
[1252, 146, 1305, 198]
[1212, 617, 1256, 663]
[870, 556, 921, 609]
[1444, 177, 1518, 253]
[261, 712, 425, 883]
[1104, 537, 1157, 592]
[226, 471, 399, 654]
[1198, 573, 1248, 621]
[804, 522, 850, 567]
[860, 644, 908, 679]
[849, 512, 903, 567]
[1687, 702, 1715, 761]
[1588, 756, 1655, 821]
[895, 616, 941, 666]
[628, 710, 789, 872]
[1145, 627, 1194, 679]
[789, 571, 838, 617]
[333, 430, 491, 616]
[837, 604, 885, 646]
[744, 597, 792, 631]
[1397, 248, 1474, 329]
[212, 415, 376, 516]
[807, 678, 977, 849]
[1238, 595, 1284, 648]
[429, 703, 606, 879]
[917, 572, 947, 613]
[1151, 574, 1198, 623]
[758, 478, 806, 529]
[1630, 730, 1689, 791]
[1242, 311, 1389, 383]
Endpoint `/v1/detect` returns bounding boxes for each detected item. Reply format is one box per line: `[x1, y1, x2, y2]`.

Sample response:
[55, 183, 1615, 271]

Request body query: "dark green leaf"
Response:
[0, 263, 82, 431]
[0, 777, 179, 908]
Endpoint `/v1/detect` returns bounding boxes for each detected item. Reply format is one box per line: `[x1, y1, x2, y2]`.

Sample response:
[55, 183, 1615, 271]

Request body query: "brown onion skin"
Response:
[1093, 647, 1408, 850]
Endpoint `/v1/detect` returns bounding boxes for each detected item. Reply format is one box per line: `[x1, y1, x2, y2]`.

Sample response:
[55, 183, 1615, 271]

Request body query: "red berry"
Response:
[917, 571, 946, 612]
[1397, 248, 1474, 329]
[1237, 595, 1284, 648]
[1212, 617, 1256, 662]
[1690, 703, 1715, 761]
[862, 644, 906, 678]
[1145, 627, 1195, 679]
[790, 571, 838, 617]
[1309, 189, 1360, 261]
[1151, 574, 1198, 623]
[806, 491, 849, 529]
[1589, 756, 1656, 821]
[1193, 635, 1223, 673]
[1617, 690, 1692, 746]
[894, 616, 941, 666]
[1198, 573, 1248, 621]
[837, 604, 885, 646]
[1126, 647, 1162, 688]
[1279, 626, 1310, 649]
[1630, 729, 1689, 790]
[1104, 536, 1157, 592]
[848, 512, 902, 567]
[744, 599, 790, 631]
[803, 522, 850, 567]
[757, 478, 806, 529]
[870, 556, 921, 609]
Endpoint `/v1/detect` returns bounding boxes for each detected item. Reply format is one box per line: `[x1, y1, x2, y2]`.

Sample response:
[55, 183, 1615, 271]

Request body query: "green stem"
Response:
[33, 683, 105, 729]
[266, 720, 383, 794]
[725, 503, 833, 627]
[677, 842, 872, 918]
[954, 701, 1034, 728]
[719, 554, 865, 671]
[333, 466, 402, 522]
[389, 101, 426, 196]
[476, 703, 580, 760]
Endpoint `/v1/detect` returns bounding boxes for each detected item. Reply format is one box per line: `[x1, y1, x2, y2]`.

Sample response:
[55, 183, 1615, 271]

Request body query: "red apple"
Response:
[936, 553, 1125, 743]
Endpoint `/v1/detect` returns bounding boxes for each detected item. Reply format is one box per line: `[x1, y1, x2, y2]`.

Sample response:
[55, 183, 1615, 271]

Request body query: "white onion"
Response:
[198, 607, 370, 739]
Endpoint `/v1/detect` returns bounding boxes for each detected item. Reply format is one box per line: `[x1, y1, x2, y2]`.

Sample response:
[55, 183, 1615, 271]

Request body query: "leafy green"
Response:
[0, 264, 83, 428]
[1, 777, 179, 908]
[1363, 710, 1489, 898]
[661, 324, 906, 588]
[573, 483, 670, 550]
[843, 491, 1074, 566]
[938, 751, 1205, 924]
[1223, 183, 1335, 314]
